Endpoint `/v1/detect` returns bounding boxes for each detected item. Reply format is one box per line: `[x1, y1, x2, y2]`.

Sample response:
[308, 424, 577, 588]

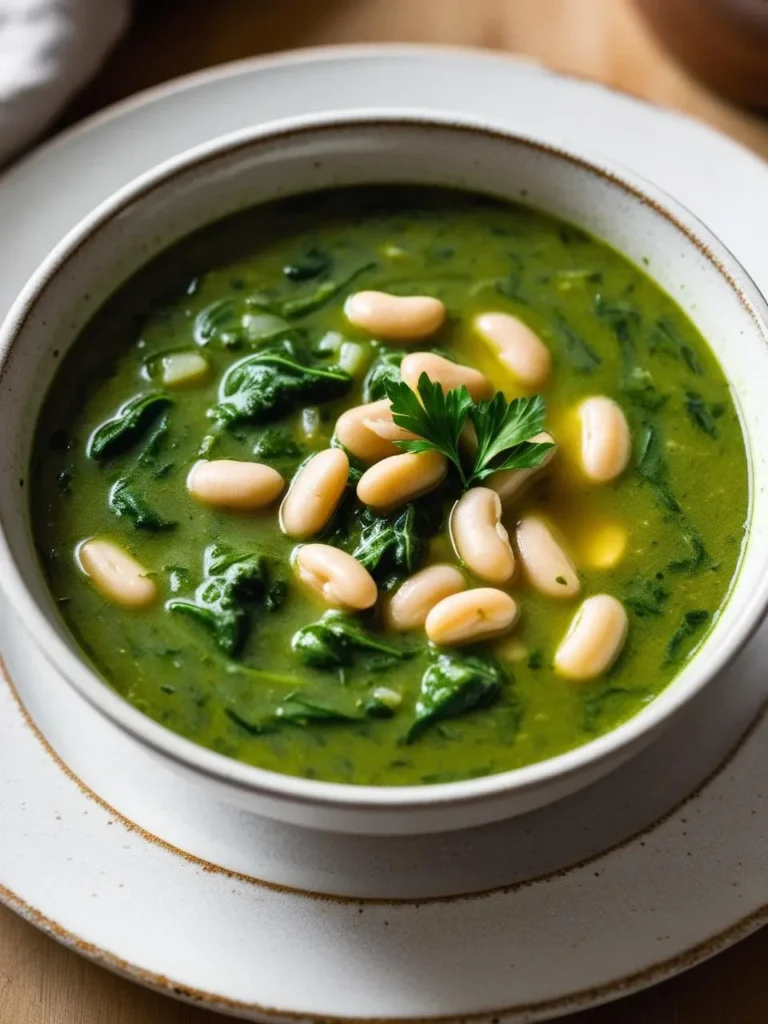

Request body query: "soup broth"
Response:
[31, 187, 748, 786]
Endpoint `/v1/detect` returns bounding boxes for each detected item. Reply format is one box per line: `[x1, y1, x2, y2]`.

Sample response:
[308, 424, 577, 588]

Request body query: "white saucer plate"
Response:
[2, 45, 768, 1022]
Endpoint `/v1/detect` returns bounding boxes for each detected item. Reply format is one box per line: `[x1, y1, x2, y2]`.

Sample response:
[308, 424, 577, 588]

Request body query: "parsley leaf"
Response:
[385, 373, 553, 488]
[385, 373, 473, 486]
[467, 393, 551, 484]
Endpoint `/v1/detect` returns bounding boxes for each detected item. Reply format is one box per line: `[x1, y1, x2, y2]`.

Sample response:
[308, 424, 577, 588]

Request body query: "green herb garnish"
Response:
[385, 373, 553, 488]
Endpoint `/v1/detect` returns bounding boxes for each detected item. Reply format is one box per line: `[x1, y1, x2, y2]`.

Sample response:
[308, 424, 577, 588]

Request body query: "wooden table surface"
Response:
[3, 1, 768, 1021]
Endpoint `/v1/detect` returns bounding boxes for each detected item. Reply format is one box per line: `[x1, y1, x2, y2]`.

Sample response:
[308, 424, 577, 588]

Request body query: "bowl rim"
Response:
[2, 108, 768, 814]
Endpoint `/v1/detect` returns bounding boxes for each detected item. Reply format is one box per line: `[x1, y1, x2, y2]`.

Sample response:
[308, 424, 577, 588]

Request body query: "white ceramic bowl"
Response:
[1, 111, 768, 835]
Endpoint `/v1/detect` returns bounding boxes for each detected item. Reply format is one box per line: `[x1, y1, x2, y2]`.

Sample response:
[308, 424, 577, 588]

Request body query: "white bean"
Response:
[335, 399, 406, 462]
[77, 539, 157, 608]
[401, 352, 491, 400]
[280, 449, 349, 539]
[449, 488, 515, 583]
[475, 312, 552, 388]
[486, 432, 556, 505]
[426, 588, 519, 646]
[515, 516, 580, 598]
[345, 290, 445, 341]
[578, 396, 631, 483]
[386, 564, 466, 631]
[187, 460, 284, 511]
[293, 544, 377, 610]
[161, 351, 209, 388]
[554, 595, 628, 680]
[363, 411, 418, 445]
[357, 450, 447, 510]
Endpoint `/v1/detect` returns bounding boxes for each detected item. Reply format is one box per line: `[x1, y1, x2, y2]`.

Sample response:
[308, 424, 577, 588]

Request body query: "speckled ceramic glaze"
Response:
[2, 109, 768, 835]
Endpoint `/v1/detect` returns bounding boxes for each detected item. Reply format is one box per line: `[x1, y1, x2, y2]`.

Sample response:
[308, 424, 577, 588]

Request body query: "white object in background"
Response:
[0, 0, 130, 165]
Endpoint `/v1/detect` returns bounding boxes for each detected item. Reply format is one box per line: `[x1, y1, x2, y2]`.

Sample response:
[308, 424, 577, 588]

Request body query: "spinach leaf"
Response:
[621, 368, 667, 411]
[527, 650, 543, 670]
[283, 248, 332, 282]
[87, 392, 172, 460]
[407, 651, 508, 742]
[252, 428, 304, 462]
[494, 254, 527, 304]
[594, 295, 665, 409]
[636, 423, 681, 512]
[212, 345, 352, 427]
[194, 298, 243, 347]
[594, 295, 641, 331]
[651, 317, 704, 374]
[279, 263, 376, 319]
[653, 318, 703, 375]
[622, 575, 669, 617]
[668, 528, 709, 573]
[135, 415, 171, 473]
[225, 693, 364, 736]
[363, 346, 404, 402]
[352, 504, 424, 583]
[167, 544, 269, 656]
[265, 580, 288, 611]
[275, 694, 361, 724]
[196, 297, 293, 348]
[225, 708, 272, 736]
[663, 610, 710, 665]
[552, 312, 601, 373]
[292, 610, 413, 670]
[108, 479, 176, 531]
[684, 391, 722, 438]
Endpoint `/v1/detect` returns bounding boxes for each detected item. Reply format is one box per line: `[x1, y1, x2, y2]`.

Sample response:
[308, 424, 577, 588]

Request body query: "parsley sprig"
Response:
[385, 372, 554, 488]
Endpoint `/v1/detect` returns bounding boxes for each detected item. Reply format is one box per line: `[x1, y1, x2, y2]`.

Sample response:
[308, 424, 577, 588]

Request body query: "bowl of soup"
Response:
[0, 113, 766, 834]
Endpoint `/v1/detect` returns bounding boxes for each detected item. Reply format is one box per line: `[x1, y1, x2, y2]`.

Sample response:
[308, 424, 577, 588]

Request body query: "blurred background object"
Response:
[636, 0, 768, 110]
[0, 0, 129, 165]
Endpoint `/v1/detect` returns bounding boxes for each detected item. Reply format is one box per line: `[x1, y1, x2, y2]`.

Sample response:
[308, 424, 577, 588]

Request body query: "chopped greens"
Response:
[108, 479, 176, 531]
[279, 263, 376, 319]
[292, 610, 413, 670]
[408, 651, 510, 742]
[668, 529, 709, 574]
[283, 248, 332, 282]
[636, 422, 681, 512]
[622, 575, 669, 617]
[212, 343, 352, 426]
[87, 392, 171, 460]
[167, 545, 270, 656]
[653, 317, 703, 375]
[351, 504, 425, 585]
[552, 312, 601, 372]
[684, 391, 723, 438]
[663, 610, 710, 665]
[362, 346, 404, 402]
[275, 694, 361, 724]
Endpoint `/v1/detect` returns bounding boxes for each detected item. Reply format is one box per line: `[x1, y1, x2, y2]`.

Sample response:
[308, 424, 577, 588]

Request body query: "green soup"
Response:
[31, 187, 749, 786]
